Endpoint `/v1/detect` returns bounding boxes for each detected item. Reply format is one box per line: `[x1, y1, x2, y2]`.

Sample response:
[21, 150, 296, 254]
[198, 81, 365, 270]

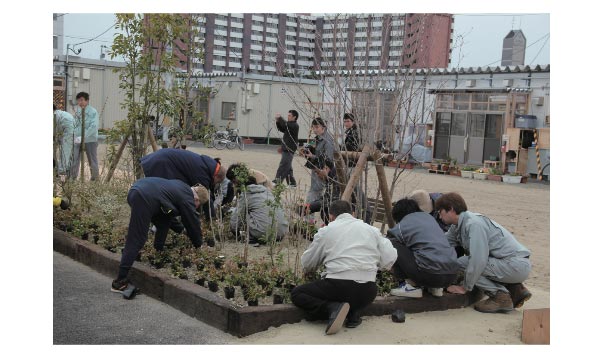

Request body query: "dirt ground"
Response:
[95, 142, 550, 344]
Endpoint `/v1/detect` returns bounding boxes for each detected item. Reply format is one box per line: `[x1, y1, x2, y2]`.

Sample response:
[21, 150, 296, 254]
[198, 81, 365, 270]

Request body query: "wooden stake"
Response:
[341, 145, 371, 202]
[104, 133, 130, 183]
[147, 126, 159, 152]
[373, 150, 395, 230]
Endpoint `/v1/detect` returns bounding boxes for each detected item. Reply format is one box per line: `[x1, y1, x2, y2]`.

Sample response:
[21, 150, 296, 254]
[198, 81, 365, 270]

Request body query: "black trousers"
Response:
[390, 240, 457, 289]
[291, 278, 377, 320]
[275, 150, 296, 185]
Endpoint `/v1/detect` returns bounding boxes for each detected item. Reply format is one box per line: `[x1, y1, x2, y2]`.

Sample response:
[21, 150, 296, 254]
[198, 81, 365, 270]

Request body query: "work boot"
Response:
[325, 302, 350, 335]
[474, 291, 513, 313]
[505, 283, 532, 308]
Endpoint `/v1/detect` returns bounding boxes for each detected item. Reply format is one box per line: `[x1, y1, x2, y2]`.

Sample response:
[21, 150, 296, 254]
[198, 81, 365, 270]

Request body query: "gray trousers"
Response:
[458, 255, 531, 294]
[275, 150, 295, 184]
[70, 142, 99, 180]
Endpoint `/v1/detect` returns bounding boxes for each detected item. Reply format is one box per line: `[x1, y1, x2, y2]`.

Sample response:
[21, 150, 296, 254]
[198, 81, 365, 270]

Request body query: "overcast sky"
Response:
[61, 13, 549, 69]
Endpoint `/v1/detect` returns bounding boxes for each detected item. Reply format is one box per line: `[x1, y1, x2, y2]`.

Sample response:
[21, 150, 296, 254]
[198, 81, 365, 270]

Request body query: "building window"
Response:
[53, 36, 58, 49]
[222, 102, 237, 120]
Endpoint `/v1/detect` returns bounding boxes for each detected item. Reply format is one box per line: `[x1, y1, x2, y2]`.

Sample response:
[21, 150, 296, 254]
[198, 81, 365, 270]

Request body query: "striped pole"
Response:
[534, 129, 543, 181]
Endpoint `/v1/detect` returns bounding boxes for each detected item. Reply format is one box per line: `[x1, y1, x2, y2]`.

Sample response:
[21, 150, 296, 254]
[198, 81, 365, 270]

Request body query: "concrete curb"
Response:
[54, 228, 478, 337]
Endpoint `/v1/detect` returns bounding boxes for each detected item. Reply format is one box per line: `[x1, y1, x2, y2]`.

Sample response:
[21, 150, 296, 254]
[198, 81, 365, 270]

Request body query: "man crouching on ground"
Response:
[291, 200, 397, 335]
[435, 192, 532, 313]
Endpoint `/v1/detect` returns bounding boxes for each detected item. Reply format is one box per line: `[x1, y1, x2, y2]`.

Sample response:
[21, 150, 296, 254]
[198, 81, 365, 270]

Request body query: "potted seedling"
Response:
[487, 168, 503, 182]
[223, 275, 236, 299]
[246, 284, 265, 306]
[195, 271, 206, 287]
[272, 287, 285, 304]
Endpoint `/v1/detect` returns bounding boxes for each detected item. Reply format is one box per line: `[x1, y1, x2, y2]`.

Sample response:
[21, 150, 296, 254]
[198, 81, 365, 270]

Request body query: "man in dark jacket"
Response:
[111, 177, 209, 293]
[387, 198, 460, 298]
[140, 148, 226, 219]
[274, 110, 299, 187]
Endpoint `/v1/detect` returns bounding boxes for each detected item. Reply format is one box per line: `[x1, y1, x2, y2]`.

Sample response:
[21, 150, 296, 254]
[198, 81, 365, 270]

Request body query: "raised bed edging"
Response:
[54, 228, 479, 337]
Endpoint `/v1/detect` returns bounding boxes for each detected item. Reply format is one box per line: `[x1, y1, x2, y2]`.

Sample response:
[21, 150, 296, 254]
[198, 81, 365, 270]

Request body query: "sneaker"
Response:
[325, 302, 350, 335]
[345, 311, 362, 328]
[474, 291, 513, 313]
[427, 287, 444, 297]
[390, 281, 423, 298]
[149, 225, 157, 233]
[111, 278, 129, 293]
[505, 283, 532, 308]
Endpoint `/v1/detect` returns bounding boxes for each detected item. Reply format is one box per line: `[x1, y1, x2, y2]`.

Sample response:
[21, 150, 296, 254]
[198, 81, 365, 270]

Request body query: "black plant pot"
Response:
[92, 235, 99, 244]
[266, 289, 273, 297]
[178, 274, 188, 280]
[106, 246, 117, 253]
[247, 299, 258, 306]
[214, 260, 223, 269]
[208, 281, 219, 292]
[237, 262, 248, 269]
[273, 294, 284, 304]
[182, 260, 192, 268]
[81, 231, 89, 240]
[195, 278, 205, 286]
[284, 283, 296, 292]
[224, 286, 235, 299]
[152, 261, 165, 269]
[207, 239, 216, 248]
[59, 222, 68, 231]
[65, 224, 73, 232]
[275, 277, 284, 287]
[197, 263, 205, 271]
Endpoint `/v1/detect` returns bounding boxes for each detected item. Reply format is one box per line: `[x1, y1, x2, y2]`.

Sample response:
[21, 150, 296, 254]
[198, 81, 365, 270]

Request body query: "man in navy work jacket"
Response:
[140, 148, 227, 219]
[111, 177, 209, 293]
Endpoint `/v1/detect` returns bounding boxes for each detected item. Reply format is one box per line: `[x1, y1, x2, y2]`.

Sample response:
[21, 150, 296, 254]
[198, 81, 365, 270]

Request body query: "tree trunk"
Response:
[79, 108, 86, 182]
[147, 126, 158, 152]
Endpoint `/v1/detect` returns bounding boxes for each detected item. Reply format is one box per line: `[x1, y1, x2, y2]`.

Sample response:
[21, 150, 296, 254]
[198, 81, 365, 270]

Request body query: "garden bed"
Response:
[54, 228, 481, 337]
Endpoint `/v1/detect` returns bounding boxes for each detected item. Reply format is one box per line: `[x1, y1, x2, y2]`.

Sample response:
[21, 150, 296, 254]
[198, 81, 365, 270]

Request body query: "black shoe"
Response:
[111, 278, 129, 293]
[345, 311, 362, 328]
[325, 302, 350, 335]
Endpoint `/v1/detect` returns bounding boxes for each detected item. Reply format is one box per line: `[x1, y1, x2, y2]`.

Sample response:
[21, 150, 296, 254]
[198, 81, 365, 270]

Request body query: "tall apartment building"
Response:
[53, 13, 64, 58]
[165, 13, 453, 75]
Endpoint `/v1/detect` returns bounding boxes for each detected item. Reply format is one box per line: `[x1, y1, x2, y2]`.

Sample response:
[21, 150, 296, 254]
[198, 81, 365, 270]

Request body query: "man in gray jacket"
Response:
[435, 192, 532, 313]
[387, 199, 460, 298]
[229, 176, 288, 244]
[291, 200, 397, 335]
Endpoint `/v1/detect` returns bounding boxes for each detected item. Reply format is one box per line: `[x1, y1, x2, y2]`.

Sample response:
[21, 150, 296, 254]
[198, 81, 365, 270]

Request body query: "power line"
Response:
[60, 34, 113, 43]
[454, 13, 548, 17]
[529, 34, 550, 65]
[71, 22, 117, 47]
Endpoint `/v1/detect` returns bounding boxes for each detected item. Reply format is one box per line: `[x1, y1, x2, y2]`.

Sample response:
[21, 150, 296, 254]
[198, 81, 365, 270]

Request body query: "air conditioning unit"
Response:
[465, 79, 476, 87]
[502, 79, 513, 87]
[534, 97, 544, 106]
[253, 83, 260, 94]
[73, 69, 80, 78]
[82, 68, 91, 80]
[489, 95, 507, 102]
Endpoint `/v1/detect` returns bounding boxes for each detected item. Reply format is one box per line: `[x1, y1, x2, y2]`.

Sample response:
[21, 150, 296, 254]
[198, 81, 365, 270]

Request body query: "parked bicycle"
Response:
[213, 127, 245, 151]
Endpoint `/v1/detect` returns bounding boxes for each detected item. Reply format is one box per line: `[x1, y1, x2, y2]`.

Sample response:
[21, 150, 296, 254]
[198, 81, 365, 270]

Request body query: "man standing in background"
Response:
[71, 92, 99, 180]
[273, 110, 299, 187]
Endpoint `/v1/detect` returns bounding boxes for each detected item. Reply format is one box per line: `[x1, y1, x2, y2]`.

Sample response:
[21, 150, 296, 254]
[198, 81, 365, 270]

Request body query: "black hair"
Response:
[329, 200, 352, 218]
[53, 104, 57, 111]
[289, 109, 299, 120]
[392, 198, 422, 224]
[75, 92, 89, 101]
[311, 117, 326, 127]
[343, 113, 354, 121]
[226, 162, 245, 181]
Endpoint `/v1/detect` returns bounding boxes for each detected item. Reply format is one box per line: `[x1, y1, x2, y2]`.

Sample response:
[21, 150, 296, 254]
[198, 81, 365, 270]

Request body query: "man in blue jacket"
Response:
[140, 148, 226, 220]
[112, 177, 208, 293]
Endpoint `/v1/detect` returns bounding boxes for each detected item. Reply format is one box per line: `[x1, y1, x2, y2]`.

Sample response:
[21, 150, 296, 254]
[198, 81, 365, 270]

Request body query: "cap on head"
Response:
[407, 189, 433, 213]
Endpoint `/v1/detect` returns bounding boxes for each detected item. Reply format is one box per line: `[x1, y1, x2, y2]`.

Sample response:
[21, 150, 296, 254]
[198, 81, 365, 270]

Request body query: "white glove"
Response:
[74, 136, 82, 144]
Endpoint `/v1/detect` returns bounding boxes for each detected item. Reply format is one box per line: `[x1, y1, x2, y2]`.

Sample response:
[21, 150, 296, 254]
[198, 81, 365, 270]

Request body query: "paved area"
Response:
[53, 251, 236, 344]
